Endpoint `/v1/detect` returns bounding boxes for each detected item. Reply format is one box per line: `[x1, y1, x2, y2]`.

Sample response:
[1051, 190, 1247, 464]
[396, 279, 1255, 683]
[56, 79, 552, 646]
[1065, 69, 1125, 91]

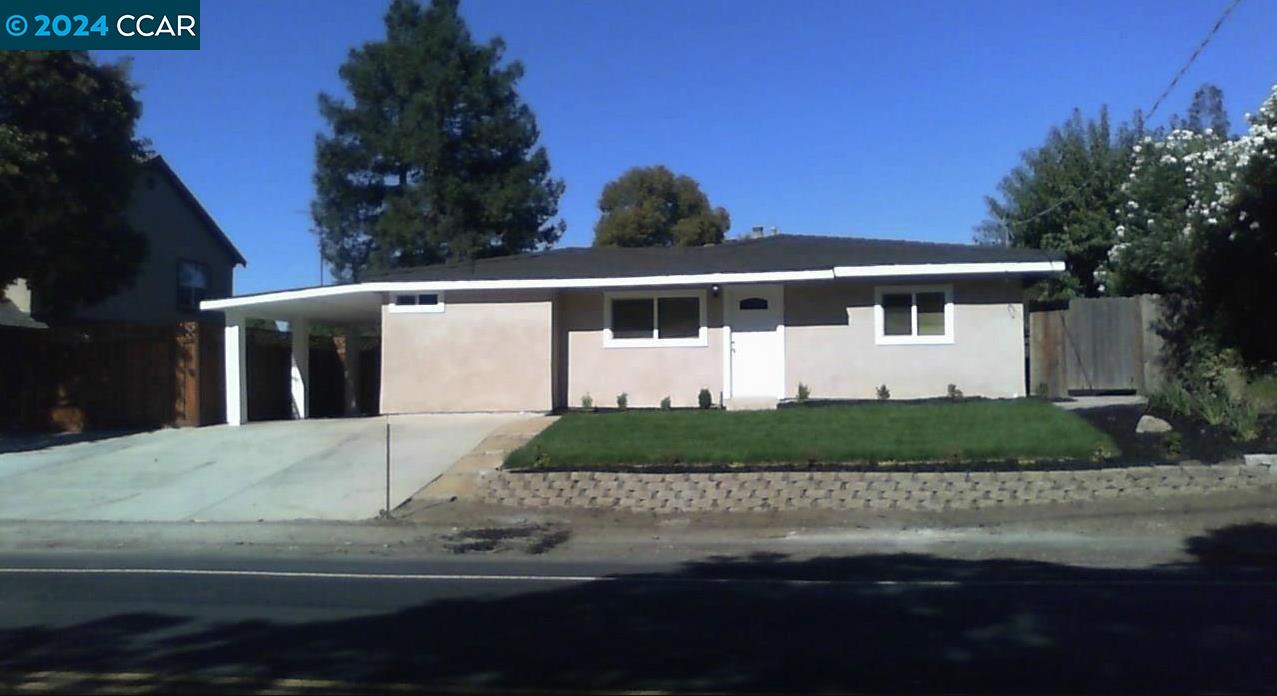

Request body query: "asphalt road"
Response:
[2, 544, 1276, 695]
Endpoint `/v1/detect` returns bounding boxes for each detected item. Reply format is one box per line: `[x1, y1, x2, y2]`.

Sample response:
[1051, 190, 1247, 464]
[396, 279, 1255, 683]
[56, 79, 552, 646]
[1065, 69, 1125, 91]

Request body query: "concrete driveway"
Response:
[0, 414, 534, 522]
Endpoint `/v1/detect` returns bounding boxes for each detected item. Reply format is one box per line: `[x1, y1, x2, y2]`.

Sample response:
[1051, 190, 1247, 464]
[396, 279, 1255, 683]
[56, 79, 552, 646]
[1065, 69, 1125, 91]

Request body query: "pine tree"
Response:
[312, 0, 565, 281]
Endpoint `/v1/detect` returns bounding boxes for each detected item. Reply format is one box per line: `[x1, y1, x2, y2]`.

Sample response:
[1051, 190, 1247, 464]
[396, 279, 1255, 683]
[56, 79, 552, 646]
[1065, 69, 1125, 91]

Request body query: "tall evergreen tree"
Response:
[0, 52, 147, 317]
[313, 0, 565, 281]
[1172, 83, 1230, 137]
[593, 166, 730, 247]
[974, 107, 1140, 299]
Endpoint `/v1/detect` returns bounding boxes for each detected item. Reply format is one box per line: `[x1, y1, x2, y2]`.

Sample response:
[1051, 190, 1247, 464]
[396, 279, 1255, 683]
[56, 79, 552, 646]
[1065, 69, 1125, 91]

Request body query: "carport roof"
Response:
[203, 234, 1064, 317]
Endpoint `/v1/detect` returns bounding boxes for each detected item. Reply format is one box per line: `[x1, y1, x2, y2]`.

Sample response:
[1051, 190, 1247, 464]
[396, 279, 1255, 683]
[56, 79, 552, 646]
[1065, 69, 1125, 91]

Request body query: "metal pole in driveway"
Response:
[384, 416, 391, 518]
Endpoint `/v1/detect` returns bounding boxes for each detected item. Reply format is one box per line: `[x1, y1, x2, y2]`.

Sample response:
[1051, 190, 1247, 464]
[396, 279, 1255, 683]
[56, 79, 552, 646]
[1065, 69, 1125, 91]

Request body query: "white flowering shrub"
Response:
[1099, 84, 1277, 366]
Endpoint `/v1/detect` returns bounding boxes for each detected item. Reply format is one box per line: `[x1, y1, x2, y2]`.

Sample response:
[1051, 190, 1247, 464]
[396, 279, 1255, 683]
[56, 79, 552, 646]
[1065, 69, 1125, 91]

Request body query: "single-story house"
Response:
[202, 234, 1064, 425]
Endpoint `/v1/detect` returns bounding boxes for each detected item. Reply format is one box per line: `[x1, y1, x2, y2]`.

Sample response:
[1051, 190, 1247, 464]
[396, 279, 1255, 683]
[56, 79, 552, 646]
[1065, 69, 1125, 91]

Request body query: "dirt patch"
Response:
[1076, 404, 1277, 464]
[441, 521, 571, 555]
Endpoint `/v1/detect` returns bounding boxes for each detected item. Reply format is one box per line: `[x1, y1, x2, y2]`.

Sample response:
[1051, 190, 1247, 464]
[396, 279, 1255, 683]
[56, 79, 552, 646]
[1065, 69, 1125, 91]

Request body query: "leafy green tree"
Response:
[313, 0, 565, 281]
[0, 52, 147, 318]
[593, 166, 730, 247]
[974, 107, 1139, 299]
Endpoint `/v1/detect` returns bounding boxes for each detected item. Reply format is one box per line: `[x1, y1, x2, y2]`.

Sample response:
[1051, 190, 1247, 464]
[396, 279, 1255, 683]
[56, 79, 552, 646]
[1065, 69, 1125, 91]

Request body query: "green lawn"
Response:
[505, 399, 1117, 469]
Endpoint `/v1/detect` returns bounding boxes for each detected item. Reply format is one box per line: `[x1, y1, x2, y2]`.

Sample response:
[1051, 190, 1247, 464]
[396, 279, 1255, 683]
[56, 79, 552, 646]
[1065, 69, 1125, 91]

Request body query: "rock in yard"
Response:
[1136, 414, 1173, 434]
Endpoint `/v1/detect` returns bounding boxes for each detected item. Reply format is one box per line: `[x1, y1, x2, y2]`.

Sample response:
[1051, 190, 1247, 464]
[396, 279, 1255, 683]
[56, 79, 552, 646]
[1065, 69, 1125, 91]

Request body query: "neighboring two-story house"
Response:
[2, 155, 245, 327]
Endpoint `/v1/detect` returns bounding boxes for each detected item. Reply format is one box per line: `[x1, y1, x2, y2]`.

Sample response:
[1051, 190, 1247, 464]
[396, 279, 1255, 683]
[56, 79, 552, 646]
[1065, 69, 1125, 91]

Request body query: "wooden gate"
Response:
[1029, 295, 1165, 397]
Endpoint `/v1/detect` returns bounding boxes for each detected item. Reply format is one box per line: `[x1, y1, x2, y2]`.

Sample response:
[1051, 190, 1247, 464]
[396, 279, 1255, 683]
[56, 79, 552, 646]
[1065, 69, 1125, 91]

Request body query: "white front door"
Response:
[725, 285, 785, 398]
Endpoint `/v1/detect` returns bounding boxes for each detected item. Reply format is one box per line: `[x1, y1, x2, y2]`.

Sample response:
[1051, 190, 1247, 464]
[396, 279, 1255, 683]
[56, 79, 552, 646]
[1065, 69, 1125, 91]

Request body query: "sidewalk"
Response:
[3, 481, 1276, 570]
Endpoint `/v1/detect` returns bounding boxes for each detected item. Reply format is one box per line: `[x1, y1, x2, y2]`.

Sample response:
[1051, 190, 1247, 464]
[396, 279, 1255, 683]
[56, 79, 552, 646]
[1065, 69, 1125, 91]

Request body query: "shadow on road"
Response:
[3, 524, 1277, 693]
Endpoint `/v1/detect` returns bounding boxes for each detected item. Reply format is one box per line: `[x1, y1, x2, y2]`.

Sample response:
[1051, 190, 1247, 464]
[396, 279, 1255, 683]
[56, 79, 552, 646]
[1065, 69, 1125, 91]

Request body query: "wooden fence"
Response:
[2, 323, 382, 433]
[1028, 295, 1166, 398]
[245, 330, 380, 422]
[0, 321, 224, 432]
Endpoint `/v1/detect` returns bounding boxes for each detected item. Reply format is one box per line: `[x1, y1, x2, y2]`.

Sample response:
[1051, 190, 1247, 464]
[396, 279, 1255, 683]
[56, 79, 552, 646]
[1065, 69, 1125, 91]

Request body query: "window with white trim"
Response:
[388, 292, 445, 313]
[604, 290, 707, 347]
[874, 285, 954, 344]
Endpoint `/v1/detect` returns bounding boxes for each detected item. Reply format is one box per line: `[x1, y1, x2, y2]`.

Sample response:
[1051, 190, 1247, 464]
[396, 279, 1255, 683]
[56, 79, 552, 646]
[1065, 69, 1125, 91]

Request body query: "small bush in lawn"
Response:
[660, 396, 672, 410]
[947, 384, 963, 399]
[876, 384, 891, 401]
[580, 393, 594, 410]
[616, 392, 628, 410]
[796, 382, 811, 402]
[698, 388, 713, 409]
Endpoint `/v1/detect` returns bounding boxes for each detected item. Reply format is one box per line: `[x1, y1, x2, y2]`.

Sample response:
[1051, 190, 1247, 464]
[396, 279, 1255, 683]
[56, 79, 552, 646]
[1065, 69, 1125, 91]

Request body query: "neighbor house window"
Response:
[388, 292, 445, 313]
[604, 290, 707, 347]
[874, 285, 953, 345]
[177, 260, 209, 311]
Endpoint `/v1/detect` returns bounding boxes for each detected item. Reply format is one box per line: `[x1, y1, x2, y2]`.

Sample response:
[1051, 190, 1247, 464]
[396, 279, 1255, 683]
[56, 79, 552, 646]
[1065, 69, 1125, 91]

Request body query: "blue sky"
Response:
[101, 0, 1276, 295]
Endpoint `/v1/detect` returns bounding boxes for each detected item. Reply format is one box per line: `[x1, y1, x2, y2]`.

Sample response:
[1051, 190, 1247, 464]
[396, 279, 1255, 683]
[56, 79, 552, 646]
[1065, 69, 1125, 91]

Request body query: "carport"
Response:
[206, 287, 384, 426]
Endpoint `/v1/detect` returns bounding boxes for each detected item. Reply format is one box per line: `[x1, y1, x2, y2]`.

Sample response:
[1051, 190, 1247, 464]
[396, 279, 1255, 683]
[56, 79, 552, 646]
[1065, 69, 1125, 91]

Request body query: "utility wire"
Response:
[999, 0, 1243, 233]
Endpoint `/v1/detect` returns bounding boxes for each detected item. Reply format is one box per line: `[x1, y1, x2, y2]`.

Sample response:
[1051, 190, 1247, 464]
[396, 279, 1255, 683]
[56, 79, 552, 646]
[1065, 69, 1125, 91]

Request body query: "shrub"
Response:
[947, 384, 963, 399]
[698, 388, 713, 409]
[660, 396, 672, 410]
[580, 393, 594, 410]
[1152, 375, 1261, 441]
[1163, 431, 1183, 457]
[876, 384, 891, 401]
[796, 382, 811, 402]
[616, 392, 628, 410]
[1034, 382, 1050, 399]
[1150, 379, 1194, 418]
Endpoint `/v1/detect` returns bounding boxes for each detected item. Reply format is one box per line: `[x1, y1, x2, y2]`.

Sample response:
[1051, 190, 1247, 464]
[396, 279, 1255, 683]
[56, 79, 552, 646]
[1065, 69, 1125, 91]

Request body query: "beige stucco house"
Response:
[10, 155, 245, 326]
[204, 235, 1063, 425]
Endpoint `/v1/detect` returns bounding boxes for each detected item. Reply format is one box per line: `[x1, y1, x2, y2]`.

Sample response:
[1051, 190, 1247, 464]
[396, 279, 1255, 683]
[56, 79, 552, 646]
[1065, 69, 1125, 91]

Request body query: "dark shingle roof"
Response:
[364, 234, 1062, 282]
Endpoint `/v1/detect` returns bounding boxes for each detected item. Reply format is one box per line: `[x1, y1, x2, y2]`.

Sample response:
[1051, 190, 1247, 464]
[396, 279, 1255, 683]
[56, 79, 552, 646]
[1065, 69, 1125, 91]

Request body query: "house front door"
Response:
[725, 285, 784, 398]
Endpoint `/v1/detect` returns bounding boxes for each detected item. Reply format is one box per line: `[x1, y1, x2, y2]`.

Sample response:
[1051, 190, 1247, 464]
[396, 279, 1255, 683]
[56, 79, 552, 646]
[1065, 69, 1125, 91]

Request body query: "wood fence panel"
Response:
[1063, 297, 1141, 393]
[1029, 295, 1165, 397]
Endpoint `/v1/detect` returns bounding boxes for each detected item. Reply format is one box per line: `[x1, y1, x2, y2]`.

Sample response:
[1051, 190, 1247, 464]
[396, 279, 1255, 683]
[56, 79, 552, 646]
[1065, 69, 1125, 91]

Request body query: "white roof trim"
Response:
[834, 261, 1064, 278]
[201, 261, 1063, 312]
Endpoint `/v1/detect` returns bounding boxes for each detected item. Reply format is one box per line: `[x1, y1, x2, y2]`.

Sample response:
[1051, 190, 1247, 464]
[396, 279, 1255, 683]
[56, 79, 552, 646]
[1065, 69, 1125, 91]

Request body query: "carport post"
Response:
[224, 314, 248, 426]
[290, 318, 310, 419]
[342, 326, 362, 416]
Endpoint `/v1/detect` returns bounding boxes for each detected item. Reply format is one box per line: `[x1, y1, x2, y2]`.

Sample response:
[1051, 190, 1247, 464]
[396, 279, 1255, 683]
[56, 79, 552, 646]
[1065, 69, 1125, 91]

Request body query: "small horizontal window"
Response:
[739, 297, 769, 310]
[389, 292, 445, 313]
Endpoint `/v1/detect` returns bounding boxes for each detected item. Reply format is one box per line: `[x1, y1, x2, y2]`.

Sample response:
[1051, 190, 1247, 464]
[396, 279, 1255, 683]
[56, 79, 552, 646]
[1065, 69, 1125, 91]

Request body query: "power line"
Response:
[1000, 0, 1243, 232]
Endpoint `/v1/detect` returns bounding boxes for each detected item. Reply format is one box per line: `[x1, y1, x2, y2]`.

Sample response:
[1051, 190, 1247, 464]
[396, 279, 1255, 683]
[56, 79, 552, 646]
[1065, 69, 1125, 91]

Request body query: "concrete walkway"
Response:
[0, 414, 533, 522]
[1054, 395, 1148, 411]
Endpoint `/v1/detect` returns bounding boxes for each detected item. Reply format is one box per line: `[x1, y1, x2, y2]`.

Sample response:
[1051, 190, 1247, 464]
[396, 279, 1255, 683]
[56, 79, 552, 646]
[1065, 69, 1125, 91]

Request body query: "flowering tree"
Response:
[1099, 84, 1277, 366]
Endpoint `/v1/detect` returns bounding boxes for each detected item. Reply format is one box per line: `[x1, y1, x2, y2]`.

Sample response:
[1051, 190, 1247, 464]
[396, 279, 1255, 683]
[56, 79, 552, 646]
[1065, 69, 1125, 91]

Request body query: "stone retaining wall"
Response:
[480, 462, 1277, 513]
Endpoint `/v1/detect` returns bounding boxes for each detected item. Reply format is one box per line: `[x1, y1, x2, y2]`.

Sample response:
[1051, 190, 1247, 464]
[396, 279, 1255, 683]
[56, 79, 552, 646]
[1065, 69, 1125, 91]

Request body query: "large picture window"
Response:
[874, 285, 954, 344]
[604, 291, 708, 347]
